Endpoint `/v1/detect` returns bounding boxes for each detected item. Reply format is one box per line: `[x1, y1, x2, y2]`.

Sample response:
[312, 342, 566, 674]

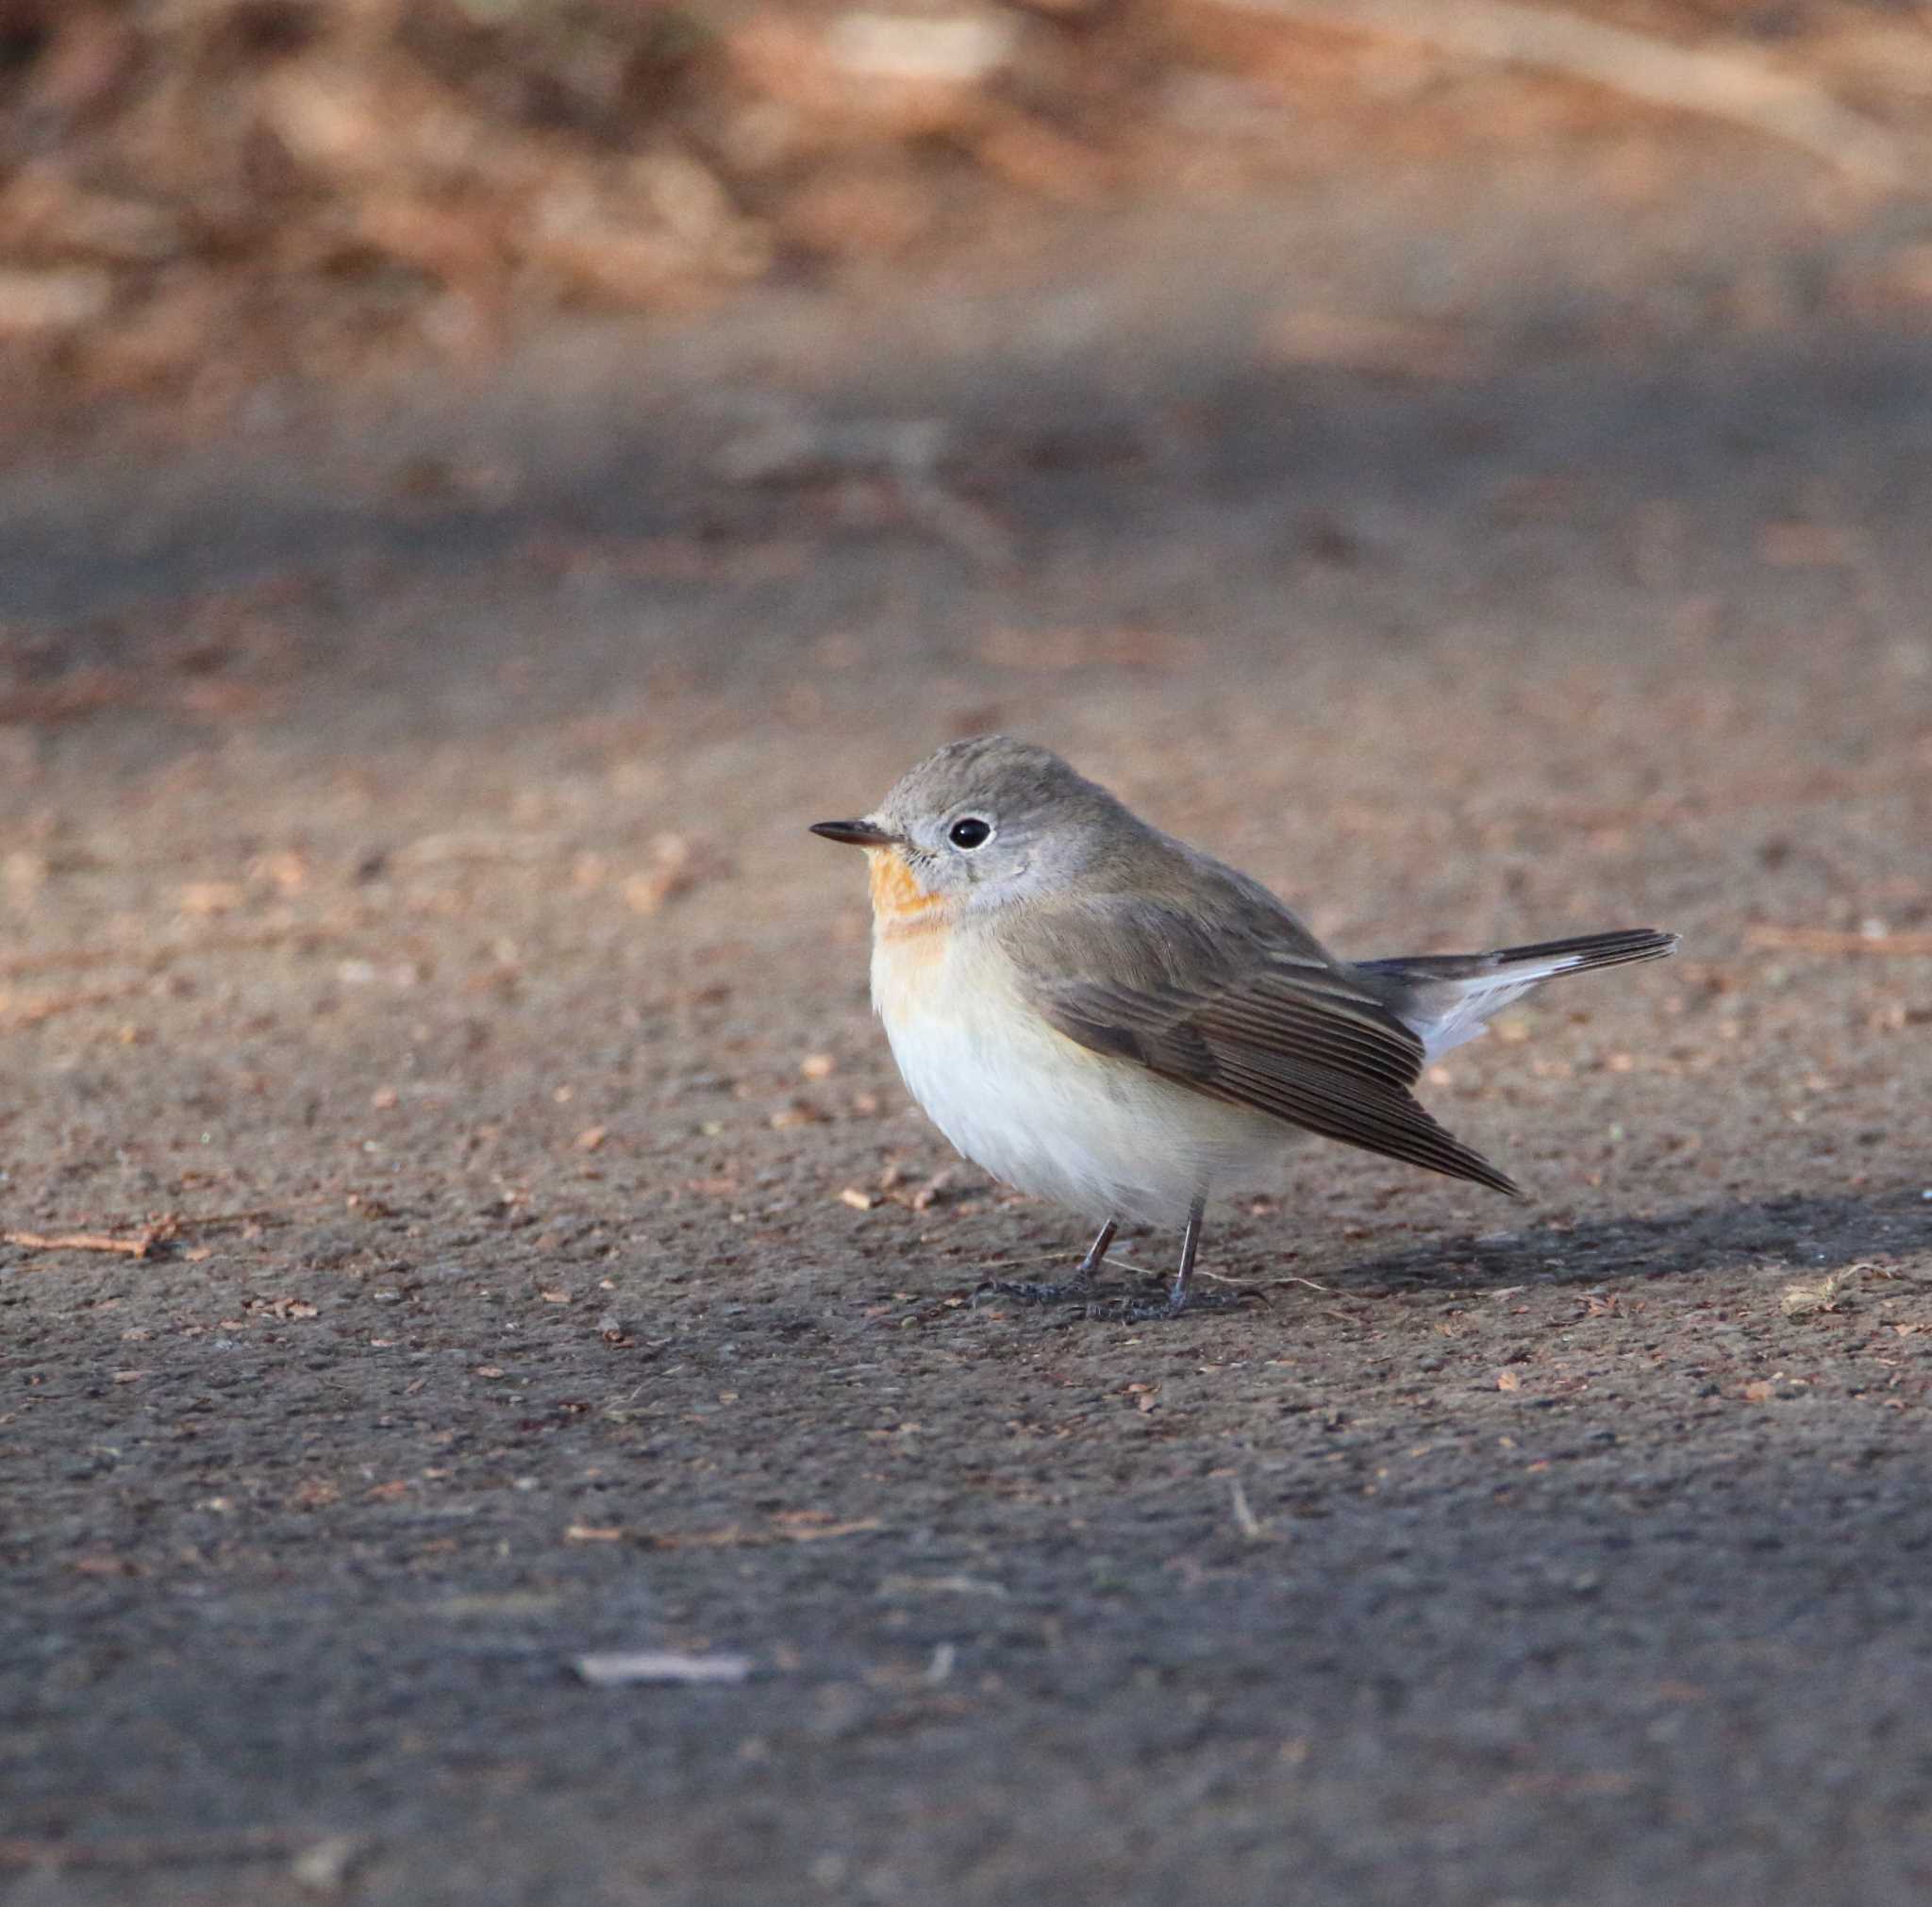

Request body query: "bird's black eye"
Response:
[947, 816, 992, 850]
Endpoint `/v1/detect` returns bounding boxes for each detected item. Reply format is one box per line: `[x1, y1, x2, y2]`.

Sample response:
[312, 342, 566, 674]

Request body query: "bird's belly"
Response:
[872, 928, 1275, 1230]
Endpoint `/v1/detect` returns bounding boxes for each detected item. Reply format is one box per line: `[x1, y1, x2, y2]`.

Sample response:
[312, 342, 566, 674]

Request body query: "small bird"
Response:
[813, 736, 1676, 1320]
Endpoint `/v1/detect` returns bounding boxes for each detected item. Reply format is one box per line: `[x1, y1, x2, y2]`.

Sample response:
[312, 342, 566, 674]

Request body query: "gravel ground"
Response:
[3, 192, 1932, 1905]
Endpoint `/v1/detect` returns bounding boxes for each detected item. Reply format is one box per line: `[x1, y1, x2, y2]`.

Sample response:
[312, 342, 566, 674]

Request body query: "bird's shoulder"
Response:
[994, 837, 1334, 994]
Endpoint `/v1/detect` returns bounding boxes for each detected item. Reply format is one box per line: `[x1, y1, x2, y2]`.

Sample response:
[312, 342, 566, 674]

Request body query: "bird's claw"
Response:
[1071, 1284, 1266, 1325]
[971, 1276, 1097, 1308]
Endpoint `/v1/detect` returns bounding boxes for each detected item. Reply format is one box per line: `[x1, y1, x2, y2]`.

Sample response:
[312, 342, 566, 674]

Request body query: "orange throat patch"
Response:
[866, 847, 949, 939]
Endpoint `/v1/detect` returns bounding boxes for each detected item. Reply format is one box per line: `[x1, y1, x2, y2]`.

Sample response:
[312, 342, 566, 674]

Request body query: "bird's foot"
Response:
[973, 1273, 1104, 1308]
[1071, 1282, 1266, 1325]
[973, 1223, 1127, 1309]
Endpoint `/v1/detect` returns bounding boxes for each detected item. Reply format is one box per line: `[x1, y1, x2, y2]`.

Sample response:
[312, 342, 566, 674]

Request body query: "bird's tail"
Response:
[1356, 928, 1678, 1064]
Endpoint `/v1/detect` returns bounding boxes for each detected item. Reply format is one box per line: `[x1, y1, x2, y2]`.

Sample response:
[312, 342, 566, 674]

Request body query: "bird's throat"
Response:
[867, 847, 948, 938]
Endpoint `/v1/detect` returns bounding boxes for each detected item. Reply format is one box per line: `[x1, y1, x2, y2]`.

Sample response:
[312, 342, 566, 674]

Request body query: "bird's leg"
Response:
[1084, 1188, 1257, 1323]
[1166, 1192, 1206, 1314]
[975, 1218, 1119, 1306]
[1075, 1218, 1118, 1287]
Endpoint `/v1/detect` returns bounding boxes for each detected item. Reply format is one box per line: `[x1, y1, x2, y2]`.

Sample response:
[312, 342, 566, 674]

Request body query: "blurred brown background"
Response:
[5, 0, 1932, 443]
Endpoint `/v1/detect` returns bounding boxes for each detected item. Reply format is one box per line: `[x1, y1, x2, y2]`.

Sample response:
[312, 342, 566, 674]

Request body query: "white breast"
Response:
[871, 921, 1279, 1231]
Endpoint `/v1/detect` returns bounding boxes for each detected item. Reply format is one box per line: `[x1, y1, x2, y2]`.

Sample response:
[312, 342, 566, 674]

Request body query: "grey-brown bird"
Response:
[813, 736, 1676, 1320]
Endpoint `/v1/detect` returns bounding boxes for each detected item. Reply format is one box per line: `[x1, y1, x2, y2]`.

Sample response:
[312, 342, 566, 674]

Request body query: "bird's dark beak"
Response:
[809, 818, 898, 848]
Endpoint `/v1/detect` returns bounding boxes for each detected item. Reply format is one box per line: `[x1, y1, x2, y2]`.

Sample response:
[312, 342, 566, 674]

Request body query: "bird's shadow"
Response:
[1285, 1186, 1932, 1298]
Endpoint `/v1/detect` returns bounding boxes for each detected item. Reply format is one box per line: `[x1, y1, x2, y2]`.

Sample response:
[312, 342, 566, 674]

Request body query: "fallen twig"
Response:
[1229, 1478, 1273, 1541]
[643, 1517, 882, 1549]
[0, 946, 129, 980]
[169, 1205, 306, 1231]
[3, 1199, 326, 1264]
[0, 1827, 311, 1871]
[1222, 0, 1907, 186]
[1748, 927, 1932, 957]
[0, 979, 151, 1029]
[3, 1225, 172, 1259]
[0, 928, 341, 983]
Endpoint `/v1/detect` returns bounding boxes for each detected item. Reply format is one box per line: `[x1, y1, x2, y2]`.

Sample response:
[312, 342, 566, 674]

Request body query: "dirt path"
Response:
[4, 204, 1932, 1903]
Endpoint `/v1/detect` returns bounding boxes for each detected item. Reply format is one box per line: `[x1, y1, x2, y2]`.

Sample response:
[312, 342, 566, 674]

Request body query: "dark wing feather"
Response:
[1011, 896, 1522, 1197]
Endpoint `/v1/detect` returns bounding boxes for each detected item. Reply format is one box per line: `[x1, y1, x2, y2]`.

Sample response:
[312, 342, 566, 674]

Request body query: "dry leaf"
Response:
[574, 1650, 752, 1686]
[770, 1098, 829, 1128]
[1781, 1271, 1853, 1317]
[771, 1515, 881, 1542]
[178, 879, 247, 916]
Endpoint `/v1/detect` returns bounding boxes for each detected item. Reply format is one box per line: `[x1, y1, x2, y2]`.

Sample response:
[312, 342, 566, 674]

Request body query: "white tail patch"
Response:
[1403, 950, 1597, 1064]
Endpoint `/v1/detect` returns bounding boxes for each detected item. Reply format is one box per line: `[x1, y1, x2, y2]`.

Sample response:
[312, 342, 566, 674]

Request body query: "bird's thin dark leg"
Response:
[1166, 1192, 1207, 1315]
[1076, 1218, 1118, 1285]
[975, 1217, 1120, 1307]
[1081, 1186, 1257, 1323]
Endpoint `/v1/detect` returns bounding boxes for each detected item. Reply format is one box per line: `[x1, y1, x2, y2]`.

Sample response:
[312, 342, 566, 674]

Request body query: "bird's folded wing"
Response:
[1010, 900, 1521, 1196]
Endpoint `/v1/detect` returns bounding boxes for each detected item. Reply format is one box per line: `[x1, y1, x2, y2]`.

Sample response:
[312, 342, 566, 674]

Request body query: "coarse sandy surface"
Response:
[3, 185, 1932, 1905]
